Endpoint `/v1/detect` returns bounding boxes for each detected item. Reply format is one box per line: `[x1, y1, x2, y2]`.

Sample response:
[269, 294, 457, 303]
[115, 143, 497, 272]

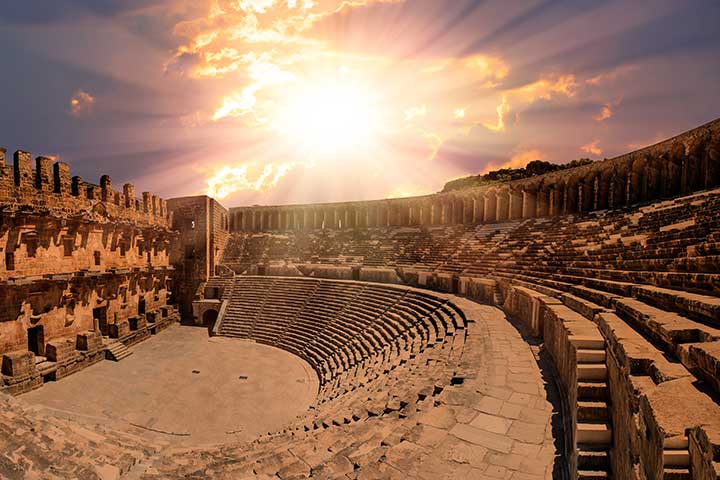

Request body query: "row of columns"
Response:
[228, 153, 719, 233]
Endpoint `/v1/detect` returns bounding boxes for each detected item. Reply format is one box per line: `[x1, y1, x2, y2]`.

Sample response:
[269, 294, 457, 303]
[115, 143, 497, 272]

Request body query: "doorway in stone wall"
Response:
[202, 309, 218, 328]
[27, 325, 44, 356]
[93, 306, 108, 335]
[138, 297, 146, 315]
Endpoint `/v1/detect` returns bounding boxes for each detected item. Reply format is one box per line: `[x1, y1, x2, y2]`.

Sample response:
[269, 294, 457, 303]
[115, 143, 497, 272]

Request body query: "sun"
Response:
[276, 80, 382, 152]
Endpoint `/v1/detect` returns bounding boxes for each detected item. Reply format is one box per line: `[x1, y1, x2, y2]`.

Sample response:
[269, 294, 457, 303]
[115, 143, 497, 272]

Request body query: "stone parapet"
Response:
[0, 149, 172, 228]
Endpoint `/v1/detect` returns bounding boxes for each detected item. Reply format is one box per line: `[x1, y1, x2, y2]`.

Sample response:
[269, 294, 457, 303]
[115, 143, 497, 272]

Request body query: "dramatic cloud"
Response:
[482, 148, 545, 174]
[483, 95, 509, 132]
[581, 140, 603, 156]
[68, 90, 95, 117]
[206, 161, 296, 199]
[594, 104, 613, 122]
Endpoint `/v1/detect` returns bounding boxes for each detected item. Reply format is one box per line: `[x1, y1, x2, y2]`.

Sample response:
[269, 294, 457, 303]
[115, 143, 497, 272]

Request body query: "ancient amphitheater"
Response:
[1, 118, 719, 480]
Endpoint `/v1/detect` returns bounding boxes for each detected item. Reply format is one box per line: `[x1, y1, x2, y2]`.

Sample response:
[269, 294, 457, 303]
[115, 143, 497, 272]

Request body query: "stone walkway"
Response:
[412, 298, 562, 479]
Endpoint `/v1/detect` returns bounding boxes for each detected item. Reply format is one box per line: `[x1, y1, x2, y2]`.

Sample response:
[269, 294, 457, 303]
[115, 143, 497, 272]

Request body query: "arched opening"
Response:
[202, 309, 219, 327]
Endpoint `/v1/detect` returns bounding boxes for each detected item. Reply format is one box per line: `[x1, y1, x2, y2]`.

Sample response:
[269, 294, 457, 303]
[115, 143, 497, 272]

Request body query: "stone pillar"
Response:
[451, 199, 461, 224]
[509, 190, 523, 220]
[522, 191, 536, 219]
[35, 156, 53, 192]
[100, 175, 113, 202]
[471, 196, 480, 223]
[53, 162, 72, 195]
[484, 192, 496, 223]
[593, 177, 600, 211]
[123, 184, 135, 209]
[496, 190, 509, 222]
[536, 190, 548, 217]
[142, 192, 152, 213]
[13, 150, 33, 194]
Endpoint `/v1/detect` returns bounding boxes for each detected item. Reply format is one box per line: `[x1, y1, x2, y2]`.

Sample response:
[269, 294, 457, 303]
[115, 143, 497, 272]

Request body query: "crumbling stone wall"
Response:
[0, 147, 179, 393]
[0, 270, 172, 355]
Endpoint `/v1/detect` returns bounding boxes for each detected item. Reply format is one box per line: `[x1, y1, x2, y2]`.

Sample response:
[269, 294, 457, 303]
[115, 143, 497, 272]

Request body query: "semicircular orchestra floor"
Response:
[21, 325, 319, 446]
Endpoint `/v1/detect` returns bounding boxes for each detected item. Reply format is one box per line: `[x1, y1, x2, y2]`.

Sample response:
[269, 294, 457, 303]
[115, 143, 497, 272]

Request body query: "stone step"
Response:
[569, 335, 605, 350]
[577, 349, 606, 363]
[578, 382, 609, 401]
[662, 468, 692, 480]
[577, 401, 609, 422]
[664, 436, 689, 449]
[577, 470, 608, 480]
[105, 342, 132, 362]
[577, 447, 609, 470]
[577, 364, 608, 381]
[663, 449, 690, 468]
[576, 423, 612, 445]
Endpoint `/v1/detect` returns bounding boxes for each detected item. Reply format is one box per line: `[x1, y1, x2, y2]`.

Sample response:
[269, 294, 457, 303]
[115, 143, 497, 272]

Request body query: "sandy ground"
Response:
[22, 325, 318, 446]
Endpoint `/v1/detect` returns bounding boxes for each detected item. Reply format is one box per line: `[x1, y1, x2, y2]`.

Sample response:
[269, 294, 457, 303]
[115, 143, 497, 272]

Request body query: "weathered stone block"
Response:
[108, 321, 130, 339]
[1, 351, 36, 377]
[129, 315, 148, 331]
[45, 338, 76, 363]
[76, 331, 103, 351]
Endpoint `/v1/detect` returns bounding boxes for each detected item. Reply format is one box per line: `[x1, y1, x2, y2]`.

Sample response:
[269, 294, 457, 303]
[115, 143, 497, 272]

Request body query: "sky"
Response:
[0, 0, 719, 207]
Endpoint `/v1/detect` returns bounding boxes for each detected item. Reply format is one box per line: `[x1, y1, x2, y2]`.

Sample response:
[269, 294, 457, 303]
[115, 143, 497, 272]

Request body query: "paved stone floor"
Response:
[419, 299, 564, 479]
[22, 325, 318, 446]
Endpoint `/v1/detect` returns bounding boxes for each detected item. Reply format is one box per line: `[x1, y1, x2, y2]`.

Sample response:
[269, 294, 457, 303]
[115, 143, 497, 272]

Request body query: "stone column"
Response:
[484, 192, 496, 222]
[593, 177, 600, 211]
[536, 190, 548, 217]
[509, 190, 523, 220]
[522, 191, 536, 219]
[496, 190, 509, 222]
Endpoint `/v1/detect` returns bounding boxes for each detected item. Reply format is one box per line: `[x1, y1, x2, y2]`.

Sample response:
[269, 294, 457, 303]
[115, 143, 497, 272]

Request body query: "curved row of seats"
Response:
[213, 276, 466, 390]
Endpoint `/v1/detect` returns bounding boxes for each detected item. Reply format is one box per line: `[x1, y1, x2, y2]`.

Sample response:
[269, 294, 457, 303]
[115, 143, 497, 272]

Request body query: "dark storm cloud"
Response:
[0, 0, 166, 25]
[512, 1, 720, 82]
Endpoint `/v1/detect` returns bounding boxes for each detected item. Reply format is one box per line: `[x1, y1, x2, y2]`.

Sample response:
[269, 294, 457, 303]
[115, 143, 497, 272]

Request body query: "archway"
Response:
[202, 309, 219, 327]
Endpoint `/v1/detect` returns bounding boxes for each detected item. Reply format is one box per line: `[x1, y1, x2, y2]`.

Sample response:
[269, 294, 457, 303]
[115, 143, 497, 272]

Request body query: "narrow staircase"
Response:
[105, 341, 132, 361]
[574, 335, 612, 479]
